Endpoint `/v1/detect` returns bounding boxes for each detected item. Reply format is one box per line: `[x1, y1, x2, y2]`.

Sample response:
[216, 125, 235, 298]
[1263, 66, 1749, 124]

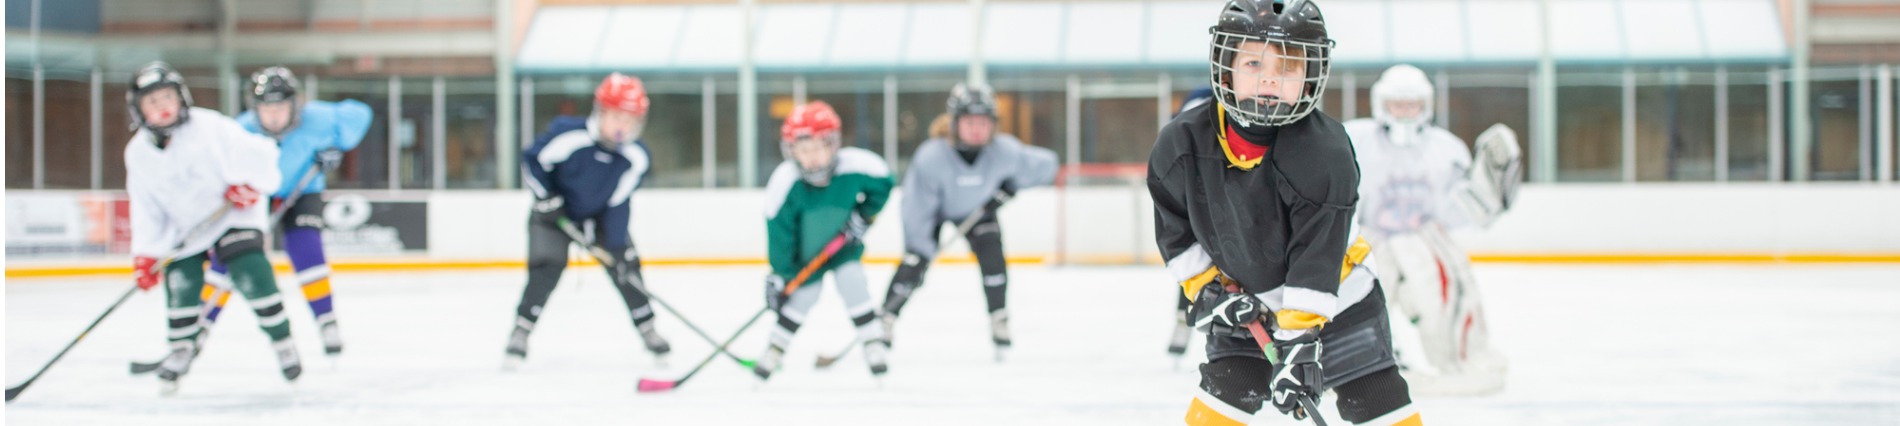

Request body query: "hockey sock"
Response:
[162, 253, 209, 349]
[198, 274, 233, 326]
[225, 251, 292, 342]
[283, 228, 337, 326]
[882, 251, 930, 317]
[968, 220, 1009, 317]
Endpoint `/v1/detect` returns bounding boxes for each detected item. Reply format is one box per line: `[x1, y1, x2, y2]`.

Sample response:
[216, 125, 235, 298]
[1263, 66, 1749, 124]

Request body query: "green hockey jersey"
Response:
[763, 147, 895, 280]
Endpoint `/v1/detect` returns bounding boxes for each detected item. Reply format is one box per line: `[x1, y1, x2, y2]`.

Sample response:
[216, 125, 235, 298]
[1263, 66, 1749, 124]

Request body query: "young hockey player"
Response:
[1150, 1, 1423, 424]
[1343, 64, 1521, 395]
[879, 82, 1058, 361]
[1168, 87, 1216, 358]
[506, 73, 670, 369]
[122, 61, 302, 393]
[194, 67, 371, 359]
[753, 101, 896, 380]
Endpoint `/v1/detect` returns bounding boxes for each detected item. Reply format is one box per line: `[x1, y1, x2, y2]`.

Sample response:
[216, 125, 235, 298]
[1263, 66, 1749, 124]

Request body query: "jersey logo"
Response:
[594, 152, 614, 164]
[957, 175, 983, 187]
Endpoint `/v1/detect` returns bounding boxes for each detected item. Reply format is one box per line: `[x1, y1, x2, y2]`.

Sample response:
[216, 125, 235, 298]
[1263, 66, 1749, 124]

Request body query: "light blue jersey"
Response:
[237, 99, 373, 198]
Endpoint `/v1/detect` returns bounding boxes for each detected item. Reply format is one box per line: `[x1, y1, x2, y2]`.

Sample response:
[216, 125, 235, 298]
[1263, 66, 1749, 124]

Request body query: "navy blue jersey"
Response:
[522, 115, 651, 249]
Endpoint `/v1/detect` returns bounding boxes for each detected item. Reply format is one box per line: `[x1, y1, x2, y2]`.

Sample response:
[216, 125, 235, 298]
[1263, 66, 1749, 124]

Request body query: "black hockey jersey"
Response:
[1146, 102, 1361, 319]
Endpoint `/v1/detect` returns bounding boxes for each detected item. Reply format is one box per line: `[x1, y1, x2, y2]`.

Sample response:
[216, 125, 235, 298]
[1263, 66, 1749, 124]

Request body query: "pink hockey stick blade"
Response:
[637, 379, 678, 392]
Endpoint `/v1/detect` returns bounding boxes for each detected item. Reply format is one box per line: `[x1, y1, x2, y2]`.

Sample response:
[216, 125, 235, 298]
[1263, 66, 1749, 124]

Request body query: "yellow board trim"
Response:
[1392, 412, 1425, 426]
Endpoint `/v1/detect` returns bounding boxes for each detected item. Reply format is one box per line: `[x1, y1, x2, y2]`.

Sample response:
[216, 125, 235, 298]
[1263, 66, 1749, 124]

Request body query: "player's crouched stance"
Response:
[754, 101, 896, 380]
[123, 62, 302, 394]
[1151, 2, 1421, 425]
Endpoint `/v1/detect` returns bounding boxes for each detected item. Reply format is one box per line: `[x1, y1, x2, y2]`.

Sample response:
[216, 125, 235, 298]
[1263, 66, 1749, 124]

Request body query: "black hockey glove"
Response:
[983, 179, 1018, 213]
[531, 196, 567, 224]
[764, 274, 789, 312]
[844, 213, 870, 244]
[1269, 331, 1325, 421]
[1188, 283, 1266, 338]
[315, 148, 345, 172]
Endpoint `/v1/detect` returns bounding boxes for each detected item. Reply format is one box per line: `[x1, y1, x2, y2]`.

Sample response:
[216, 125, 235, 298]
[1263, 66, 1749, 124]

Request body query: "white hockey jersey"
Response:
[125, 107, 282, 258]
[1342, 119, 1479, 238]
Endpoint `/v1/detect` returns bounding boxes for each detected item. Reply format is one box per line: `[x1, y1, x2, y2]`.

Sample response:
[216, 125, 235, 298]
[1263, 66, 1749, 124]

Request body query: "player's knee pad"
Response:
[280, 194, 327, 231]
[1330, 366, 1417, 424]
[883, 251, 931, 314]
[1320, 284, 1400, 388]
[1191, 356, 1272, 422]
[213, 228, 267, 263]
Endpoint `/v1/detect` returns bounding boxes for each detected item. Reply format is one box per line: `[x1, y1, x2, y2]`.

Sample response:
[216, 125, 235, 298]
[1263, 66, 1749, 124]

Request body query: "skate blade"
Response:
[502, 355, 525, 372]
[651, 355, 668, 369]
[159, 381, 181, 396]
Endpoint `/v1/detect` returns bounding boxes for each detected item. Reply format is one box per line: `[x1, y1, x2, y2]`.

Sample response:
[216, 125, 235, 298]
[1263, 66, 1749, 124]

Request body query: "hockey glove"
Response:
[764, 274, 789, 312]
[1188, 283, 1266, 338]
[315, 148, 345, 172]
[1269, 331, 1325, 421]
[531, 196, 567, 223]
[844, 213, 871, 244]
[225, 184, 262, 209]
[134, 256, 162, 291]
[983, 179, 1018, 213]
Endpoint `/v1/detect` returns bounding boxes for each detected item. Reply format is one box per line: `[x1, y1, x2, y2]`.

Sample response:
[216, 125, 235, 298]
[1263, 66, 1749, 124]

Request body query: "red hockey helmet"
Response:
[595, 73, 650, 116]
[780, 100, 842, 143]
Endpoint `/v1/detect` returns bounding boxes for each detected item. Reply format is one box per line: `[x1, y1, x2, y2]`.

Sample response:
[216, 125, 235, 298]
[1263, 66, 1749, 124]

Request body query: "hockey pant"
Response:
[165, 228, 295, 356]
[882, 213, 1009, 322]
[1372, 225, 1505, 394]
[1185, 284, 1423, 426]
[768, 261, 886, 352]
[512, 210, 656, 336]
[202, 194, 336, 330]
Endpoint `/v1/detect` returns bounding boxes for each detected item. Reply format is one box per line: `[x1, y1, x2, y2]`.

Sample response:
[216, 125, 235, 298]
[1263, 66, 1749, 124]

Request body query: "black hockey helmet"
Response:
[247, 66, 304, 137]
[1207, 0, 1334, 127]
[126, 61, 194, 137]
[945, 82, 998, 150]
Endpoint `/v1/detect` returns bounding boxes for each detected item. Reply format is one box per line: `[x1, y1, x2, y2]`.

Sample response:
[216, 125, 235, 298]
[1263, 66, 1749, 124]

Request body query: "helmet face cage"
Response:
[126, 62, 194, 134]
[946, 82, 999, 147]
[1208, 32, 1333, 127]
[248, 67, 303, 137]
[781, 134, 841, 187]
[1370, 65, 1434, 130]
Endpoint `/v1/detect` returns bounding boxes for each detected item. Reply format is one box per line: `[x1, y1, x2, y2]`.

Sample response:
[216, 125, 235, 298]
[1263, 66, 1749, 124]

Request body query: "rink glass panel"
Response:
[1555, 69, 1625, 182]
[1726, 70, 1774, 182]
[1633, 68, 1718, 182]
[444, 78, 499, 190]
[1806, 69, 1868, 182]
[1446, 69, 1534, 182]
[314, 78, 393, 190]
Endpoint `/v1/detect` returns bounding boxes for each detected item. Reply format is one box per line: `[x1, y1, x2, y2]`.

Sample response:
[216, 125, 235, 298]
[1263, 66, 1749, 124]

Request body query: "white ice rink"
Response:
[9, 263, 1900, 425]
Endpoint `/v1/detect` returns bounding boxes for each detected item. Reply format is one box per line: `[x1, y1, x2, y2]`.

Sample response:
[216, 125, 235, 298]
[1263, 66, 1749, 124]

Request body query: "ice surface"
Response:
[9, 263, 1900, 425]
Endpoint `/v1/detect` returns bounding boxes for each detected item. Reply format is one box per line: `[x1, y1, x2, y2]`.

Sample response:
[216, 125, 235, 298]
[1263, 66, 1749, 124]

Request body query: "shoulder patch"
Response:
[834, 147, 890, 178]
[538, 130, 595, 170]
[762, 162, 801, 219]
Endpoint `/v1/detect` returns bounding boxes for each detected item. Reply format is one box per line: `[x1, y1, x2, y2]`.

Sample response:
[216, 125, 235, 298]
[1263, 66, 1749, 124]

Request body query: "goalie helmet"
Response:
[1207, 0, 1334, 127]
[780, 101, 843, 187]
[126, 61, 194, 137]
[247, 66, 303, 138]
[1370, 64, 1434, 146]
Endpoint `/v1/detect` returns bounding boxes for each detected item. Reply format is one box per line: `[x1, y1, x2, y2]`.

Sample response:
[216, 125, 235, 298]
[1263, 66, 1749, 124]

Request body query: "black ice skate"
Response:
[503, 324, 531, 371]
[156, 344, 197, 396]
[638, 321, 670, 367]
[274, 339, 303, 382]
[753, 346, 785, 381]
[990, 310, 1011, 362]
[863, 340, 890, 376]
[318, 319, 344, 356]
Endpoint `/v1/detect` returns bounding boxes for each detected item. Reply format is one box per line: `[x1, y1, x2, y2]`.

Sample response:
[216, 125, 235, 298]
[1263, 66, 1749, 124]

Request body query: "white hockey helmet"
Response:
[1370, 64, 1434, 145]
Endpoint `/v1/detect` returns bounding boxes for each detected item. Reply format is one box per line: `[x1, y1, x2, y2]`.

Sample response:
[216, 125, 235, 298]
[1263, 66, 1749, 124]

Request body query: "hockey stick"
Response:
[814, 193, 1003, 369]
[9, 204, 234, 402]
[129, 162, 323, 375]
[551, 217, 755, 369]
[1229, 284, 1330, 426]
[636, 232, 852, 393]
